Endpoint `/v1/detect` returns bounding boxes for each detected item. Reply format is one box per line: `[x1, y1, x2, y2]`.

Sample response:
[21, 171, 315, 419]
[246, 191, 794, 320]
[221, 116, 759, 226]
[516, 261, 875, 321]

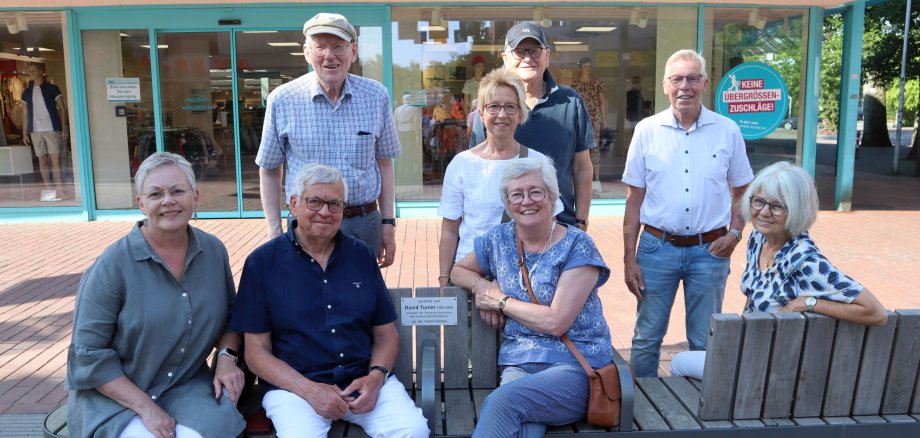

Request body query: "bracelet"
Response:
[575, 219, 587, 226]
[471, 277, 483, 291]
[438, 274, 450, 280]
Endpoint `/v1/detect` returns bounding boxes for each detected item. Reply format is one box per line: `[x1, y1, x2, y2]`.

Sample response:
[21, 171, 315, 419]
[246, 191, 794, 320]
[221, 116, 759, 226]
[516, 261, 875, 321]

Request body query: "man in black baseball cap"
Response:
[470, 21, 596, 230]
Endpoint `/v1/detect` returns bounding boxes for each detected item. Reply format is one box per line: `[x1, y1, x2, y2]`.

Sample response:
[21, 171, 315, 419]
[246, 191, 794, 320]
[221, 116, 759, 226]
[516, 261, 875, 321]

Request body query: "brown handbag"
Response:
[515, 236, 622, 428]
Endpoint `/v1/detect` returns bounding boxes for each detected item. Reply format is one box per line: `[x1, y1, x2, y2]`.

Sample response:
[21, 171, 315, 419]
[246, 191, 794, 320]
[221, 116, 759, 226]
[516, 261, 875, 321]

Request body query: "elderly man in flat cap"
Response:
[257, 12, 400, 268]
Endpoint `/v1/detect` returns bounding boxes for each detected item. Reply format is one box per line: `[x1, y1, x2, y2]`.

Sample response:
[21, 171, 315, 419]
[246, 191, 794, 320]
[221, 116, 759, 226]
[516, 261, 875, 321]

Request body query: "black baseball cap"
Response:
[505, 22, 549, 50]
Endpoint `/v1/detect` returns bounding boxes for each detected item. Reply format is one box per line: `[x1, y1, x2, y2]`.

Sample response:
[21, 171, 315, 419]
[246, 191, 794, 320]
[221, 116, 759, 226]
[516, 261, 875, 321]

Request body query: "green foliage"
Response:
[886, 78, 919, 126]
[820, 15, 843, 131]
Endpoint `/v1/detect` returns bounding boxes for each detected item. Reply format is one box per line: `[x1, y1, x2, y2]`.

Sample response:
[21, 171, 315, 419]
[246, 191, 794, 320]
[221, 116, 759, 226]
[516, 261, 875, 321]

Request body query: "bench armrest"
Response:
[420, 337, 437, 434]
[612, 348, 634, 432]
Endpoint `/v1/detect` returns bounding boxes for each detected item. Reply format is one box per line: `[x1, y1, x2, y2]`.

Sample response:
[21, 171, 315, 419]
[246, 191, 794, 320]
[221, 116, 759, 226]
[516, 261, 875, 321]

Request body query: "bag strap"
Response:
[516, 236, 596, 377]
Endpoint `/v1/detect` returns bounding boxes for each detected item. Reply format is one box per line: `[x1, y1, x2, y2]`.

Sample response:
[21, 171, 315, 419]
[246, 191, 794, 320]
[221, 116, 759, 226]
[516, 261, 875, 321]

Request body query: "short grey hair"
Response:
[135, 152, 196, 194]
[499, 157, 560, 209]
[294, 163, 348, 202]
[742, 161, 818, 237]
[663, 49, 708, 81]
[478, 67, 530, 123]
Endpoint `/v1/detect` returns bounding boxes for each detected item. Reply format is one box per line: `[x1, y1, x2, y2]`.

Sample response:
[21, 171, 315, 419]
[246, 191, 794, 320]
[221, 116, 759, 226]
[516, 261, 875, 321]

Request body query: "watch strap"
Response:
[369, 365, 391, 379]
[217, 347, 239, 364]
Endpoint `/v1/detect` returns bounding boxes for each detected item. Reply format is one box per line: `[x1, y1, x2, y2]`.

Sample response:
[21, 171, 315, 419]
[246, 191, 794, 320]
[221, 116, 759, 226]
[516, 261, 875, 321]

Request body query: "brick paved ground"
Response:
[1, 209, 918, 428]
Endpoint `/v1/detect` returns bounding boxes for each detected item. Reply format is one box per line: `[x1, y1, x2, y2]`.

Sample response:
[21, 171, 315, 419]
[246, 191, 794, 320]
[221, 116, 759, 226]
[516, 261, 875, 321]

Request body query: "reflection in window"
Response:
[391, 6, 696, 201]
[0, 11, 77, 206]
[705, 8, 809, 172]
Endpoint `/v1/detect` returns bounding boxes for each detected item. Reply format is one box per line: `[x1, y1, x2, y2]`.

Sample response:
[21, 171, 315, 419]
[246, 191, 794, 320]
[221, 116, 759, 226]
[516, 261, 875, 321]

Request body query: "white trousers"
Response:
[118, 416, 203, 438]
[263, 376, 428, 438]
[669, 350, 707, 380]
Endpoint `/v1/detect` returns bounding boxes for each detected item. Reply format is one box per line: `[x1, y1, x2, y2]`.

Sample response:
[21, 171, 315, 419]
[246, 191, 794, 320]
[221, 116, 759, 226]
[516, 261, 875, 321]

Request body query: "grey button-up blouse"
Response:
[66, 222, 245, 437]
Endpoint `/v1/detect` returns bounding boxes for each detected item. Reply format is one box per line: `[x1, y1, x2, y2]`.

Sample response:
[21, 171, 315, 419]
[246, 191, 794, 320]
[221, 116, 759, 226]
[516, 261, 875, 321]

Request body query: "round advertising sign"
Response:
[714, 62, 789, 140]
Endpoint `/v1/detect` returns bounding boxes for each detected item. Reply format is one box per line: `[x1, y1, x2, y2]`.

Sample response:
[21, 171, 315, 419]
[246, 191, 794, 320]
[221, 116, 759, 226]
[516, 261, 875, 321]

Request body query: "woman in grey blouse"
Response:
[66, 153, 245, 438]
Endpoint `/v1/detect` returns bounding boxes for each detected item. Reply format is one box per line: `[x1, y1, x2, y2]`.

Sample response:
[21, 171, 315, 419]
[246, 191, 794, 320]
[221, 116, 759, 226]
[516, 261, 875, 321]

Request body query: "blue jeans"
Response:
[630, 230, 731, 378]
[473, 363, 588, 438]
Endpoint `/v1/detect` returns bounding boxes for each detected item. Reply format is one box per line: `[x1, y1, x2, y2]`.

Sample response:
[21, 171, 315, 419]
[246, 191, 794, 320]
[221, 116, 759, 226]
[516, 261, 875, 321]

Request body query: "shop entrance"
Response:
[78, 7, 385, 218]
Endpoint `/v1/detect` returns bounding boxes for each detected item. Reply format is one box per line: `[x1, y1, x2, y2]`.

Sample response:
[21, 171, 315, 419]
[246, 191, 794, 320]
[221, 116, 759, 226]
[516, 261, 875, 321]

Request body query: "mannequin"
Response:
[462, 55, 485, 114]
[570, 57, 607, 193]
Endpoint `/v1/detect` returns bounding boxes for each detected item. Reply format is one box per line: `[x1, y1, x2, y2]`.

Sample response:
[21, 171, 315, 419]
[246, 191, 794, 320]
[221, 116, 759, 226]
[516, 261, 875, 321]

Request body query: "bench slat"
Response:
[731, 419, 765, 428]
[762, 312, 805, 418]
[44, 403, 67, 435]
[822, 320, 866, 416]
[415, 287, 442, 397]
[442, 287, 470, 390]
[443, 388, 476, 436]
[853, 311, 898, 415]
[470, 290, 498, 389]
[852, 415, 887, 424]
[821, 416, 856, 424]
[638, 378, 701, 430]
[632, 382, 670, 431]
[733, 313, 774, 419]
[661, 376, 733, 429]
[390, 288, 414, 390]
[794, 313, 836, 417]
[699, 314, 743, 420]
[791, 417, 826, 426]
[881, 414, 918, 423]
[883, 310, 920, 414]
[343, 423, 368, 437]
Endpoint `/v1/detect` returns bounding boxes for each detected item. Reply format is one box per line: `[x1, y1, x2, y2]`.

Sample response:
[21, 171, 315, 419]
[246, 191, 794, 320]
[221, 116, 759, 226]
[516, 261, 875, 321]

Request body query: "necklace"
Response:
[519, 222, 556, 291]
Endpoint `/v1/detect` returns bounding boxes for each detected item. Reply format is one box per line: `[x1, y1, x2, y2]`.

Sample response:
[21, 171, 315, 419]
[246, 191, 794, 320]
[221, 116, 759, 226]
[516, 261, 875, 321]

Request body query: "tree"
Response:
[820, 15, 843, 131]
[863, 1, 920, 158]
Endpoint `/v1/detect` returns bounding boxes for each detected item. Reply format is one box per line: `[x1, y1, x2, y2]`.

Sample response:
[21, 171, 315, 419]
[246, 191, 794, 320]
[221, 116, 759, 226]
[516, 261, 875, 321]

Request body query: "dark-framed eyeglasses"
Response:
[142, 187, 192, 201]
[308, 43, 350, 57]
[299, 196, 346, 214]
[507, 187, 547, 205]
[508, 46, 545, 60]
[666, 74, 704, 86]
[750, 196, 787, 216]
[484, 103, 520, 115]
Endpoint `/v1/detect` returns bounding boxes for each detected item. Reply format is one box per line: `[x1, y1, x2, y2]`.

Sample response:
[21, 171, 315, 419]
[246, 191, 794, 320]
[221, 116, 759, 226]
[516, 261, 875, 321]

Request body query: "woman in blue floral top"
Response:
[451, 158, 613, 437]
[671, 162, 887, 379]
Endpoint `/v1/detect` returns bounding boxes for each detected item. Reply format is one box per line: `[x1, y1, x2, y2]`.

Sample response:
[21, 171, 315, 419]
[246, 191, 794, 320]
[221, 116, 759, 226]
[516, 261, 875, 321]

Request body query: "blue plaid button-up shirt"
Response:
[256, 72, 400, 205]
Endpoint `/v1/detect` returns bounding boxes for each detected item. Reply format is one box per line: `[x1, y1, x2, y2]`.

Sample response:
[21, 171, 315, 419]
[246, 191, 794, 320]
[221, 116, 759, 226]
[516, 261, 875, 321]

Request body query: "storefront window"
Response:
[82, 29, 154, 209]
[391, 6, 696, 202]
[704, 8, 809, 172]
[0, 11, 77, 206]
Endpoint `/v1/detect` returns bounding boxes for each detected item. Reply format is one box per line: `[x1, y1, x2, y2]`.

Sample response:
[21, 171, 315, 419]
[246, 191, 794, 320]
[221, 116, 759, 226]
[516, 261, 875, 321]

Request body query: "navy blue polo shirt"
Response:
[469, 70, 595, 225]
[229, 221, 397, 389]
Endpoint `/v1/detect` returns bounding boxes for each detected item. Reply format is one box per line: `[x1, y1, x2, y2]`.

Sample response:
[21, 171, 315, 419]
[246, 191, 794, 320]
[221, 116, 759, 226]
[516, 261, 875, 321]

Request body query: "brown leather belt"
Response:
[342, 201, 377, 218]
[644, 225, 727, 247]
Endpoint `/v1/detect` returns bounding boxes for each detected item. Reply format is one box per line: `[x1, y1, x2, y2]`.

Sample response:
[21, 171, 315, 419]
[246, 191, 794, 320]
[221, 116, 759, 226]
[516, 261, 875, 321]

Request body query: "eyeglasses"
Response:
[142, 187, 192, 201]
[484, 103, 520, 115]
[507, 187, 547, 205]
[666, 74, 704, 86]
[308, 43, 350, 57]
[299, 196, 346, 214]
[750, 196, 787, 216]
[508, 46, 545, 60]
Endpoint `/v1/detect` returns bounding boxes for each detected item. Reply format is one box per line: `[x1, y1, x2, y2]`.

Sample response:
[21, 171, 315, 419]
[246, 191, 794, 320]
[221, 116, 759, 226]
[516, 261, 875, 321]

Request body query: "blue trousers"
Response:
[630, 230, 731, 378]
[473, 363, 588, 438]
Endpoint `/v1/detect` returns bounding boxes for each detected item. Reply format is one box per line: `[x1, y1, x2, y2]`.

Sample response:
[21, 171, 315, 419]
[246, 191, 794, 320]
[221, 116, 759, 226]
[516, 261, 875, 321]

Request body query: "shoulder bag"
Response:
[515, 236, 621, 428]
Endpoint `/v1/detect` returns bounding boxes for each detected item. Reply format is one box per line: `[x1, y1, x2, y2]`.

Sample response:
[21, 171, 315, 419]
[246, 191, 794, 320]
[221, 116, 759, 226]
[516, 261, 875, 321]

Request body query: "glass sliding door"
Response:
[156, 32, 238, 212]
[235, 26, 383, 214]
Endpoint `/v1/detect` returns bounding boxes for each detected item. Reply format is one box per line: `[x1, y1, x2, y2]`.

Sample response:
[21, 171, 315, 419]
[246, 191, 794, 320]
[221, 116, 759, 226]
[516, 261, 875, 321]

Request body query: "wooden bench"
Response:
[631, 310, 920, 436]
[44, 286, 634, 437]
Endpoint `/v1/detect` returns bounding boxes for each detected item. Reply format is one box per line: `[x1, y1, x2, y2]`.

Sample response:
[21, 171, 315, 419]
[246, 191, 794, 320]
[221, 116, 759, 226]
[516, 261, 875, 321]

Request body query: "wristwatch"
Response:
[217, 347, 239, 364]
[381, 218, 396, 226]
[729, 228, 742, 242]
[805, 297, 817, 313]
[369, 365, 391, 379]
[498, 295, 511, 314]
